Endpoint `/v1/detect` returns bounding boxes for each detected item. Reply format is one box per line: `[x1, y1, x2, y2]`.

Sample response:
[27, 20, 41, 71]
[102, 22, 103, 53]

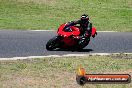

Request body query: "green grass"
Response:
[0, 55, 132, 88]
[0, 0, 132, 31]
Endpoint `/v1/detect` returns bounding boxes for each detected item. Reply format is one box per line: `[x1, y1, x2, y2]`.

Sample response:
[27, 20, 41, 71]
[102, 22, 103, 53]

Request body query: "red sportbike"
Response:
[46, 23, 97, 51]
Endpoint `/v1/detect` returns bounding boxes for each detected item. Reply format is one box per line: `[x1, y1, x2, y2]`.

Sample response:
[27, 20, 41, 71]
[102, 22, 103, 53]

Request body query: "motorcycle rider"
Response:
[64, 14, 97, 49]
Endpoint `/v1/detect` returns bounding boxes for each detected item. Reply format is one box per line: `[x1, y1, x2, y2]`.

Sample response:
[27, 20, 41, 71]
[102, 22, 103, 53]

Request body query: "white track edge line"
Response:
[0, 53, 132, 60]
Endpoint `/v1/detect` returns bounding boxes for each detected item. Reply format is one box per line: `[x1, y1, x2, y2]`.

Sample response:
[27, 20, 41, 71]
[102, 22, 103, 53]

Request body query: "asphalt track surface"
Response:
[0, 30, 132, 58]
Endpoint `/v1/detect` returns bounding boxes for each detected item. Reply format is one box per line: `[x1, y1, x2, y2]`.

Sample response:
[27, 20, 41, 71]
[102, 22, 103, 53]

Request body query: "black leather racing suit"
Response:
[64, 20, 92, 49]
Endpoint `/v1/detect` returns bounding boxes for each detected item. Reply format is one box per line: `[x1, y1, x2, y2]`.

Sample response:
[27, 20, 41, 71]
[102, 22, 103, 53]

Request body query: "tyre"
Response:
[76, 75, 86, 85]
[46, 36, 60, 51]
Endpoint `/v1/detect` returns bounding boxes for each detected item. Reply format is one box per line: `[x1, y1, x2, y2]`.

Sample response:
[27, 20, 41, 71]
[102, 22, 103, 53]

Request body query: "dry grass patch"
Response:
[15, 0, 57, 5]
[0, 55, 132, 88]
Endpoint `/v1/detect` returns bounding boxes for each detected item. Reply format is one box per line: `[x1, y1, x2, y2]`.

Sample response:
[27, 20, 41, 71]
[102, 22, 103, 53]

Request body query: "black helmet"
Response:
[81, 14, 89, 24]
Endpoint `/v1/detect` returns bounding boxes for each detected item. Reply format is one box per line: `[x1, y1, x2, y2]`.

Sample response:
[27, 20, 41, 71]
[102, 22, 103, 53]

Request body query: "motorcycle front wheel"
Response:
[46, 36, 61, 51]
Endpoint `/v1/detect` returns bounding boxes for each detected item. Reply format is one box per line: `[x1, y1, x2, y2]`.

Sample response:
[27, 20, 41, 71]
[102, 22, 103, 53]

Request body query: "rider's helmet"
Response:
[80, 14, 89, 25]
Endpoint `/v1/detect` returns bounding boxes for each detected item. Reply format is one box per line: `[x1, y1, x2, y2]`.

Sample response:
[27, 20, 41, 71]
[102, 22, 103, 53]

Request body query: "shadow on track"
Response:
[53, 48, 93, 52]
[78, 49, 93, 52]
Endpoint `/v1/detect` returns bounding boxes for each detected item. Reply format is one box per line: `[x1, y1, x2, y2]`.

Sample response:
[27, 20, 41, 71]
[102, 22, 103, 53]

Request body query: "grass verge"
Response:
[0, 0, 131, 31]
[0, 55, 132, 88]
